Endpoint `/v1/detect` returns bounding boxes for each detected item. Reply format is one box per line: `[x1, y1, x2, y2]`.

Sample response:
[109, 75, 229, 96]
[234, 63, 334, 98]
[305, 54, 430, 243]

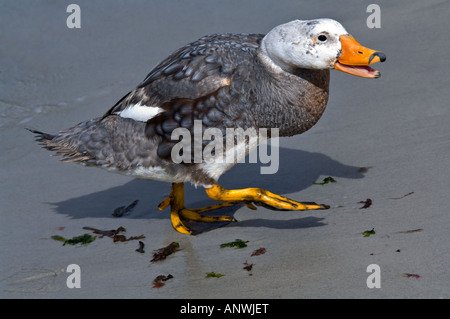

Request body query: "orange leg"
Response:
[158, 183, 237, 235]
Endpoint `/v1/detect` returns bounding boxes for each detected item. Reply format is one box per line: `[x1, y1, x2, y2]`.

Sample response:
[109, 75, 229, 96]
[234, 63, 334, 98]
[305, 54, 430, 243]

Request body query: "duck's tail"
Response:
[27, 116, 153, 170]
[26, 128, 57, 144]
[26, 121, 96, 163]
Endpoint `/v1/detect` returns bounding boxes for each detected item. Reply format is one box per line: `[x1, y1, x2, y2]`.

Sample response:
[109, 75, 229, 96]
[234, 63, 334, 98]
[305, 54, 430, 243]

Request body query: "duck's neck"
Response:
[254, 51, 330, 137]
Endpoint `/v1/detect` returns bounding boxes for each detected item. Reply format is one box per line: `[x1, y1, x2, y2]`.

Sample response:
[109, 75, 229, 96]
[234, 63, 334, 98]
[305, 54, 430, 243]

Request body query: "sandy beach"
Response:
[1, 0, 450, 299]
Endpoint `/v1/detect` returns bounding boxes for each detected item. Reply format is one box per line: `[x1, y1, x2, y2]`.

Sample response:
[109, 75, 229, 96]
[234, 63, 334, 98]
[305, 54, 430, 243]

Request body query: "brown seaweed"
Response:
[357, 166, 373, 173]
[402, 273, 420, 279]
[82, 226, 125, 238]
[251, 248, 266, 256]
[113, 234, 145, 242]
[152, 274, 173, 288]
[397, 228, 423, 234]
[112, 200, 139, 217]
[83, 226, 144, 242]
[151, 242, 180, 263]
[243, 261, 254, 273]
[359, 198, 372, 209]
[390, 192, 414, 200]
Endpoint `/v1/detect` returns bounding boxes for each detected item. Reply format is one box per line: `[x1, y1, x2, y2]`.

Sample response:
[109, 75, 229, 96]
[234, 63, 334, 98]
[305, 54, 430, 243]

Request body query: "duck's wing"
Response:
[103, 33, 263, 119]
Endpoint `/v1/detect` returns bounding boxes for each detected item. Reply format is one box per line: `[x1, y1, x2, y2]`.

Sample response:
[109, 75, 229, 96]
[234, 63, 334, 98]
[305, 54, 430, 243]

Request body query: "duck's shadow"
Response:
[51, 147, 366, 234]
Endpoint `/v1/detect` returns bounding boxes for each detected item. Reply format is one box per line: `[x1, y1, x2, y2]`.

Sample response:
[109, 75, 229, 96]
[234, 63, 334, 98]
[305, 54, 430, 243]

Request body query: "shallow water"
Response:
[0, 1, 124, 128]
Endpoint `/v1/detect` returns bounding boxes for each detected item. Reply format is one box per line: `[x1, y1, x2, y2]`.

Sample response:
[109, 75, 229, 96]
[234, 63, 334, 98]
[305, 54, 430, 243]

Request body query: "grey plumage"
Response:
[30, 29, 331, 186]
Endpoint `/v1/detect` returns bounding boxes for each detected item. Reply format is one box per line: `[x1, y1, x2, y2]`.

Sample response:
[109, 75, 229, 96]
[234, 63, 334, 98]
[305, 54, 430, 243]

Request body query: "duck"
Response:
[29, 18, 385, 234]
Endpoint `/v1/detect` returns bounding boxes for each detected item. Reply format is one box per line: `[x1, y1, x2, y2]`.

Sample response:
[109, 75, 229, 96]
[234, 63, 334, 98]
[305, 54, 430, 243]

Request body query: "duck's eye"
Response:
[318, 34, 327, 42]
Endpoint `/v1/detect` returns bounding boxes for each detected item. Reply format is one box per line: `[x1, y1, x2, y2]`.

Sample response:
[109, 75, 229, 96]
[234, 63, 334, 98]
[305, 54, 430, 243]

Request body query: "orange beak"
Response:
[335, 34, 386, 78]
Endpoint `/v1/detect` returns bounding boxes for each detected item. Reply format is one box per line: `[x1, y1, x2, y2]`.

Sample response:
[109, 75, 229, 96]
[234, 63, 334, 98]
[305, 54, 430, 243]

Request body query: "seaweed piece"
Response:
[402, 273, 420, 279]
[205, 272, 225, 278]
[64, 234, 95, 245]
[357, 166, 373, 173]
[390, 192, 414, 200]
[113, 234, 145, 242]
[397, 228, 423, 234]
[359, 198, 372, 209]
[220, 239, 249, 249]
[112, 200, 139, 217]
[82, 226, 126, 238]
[83, 226, 144, 242]
[112, 234, 127, 242]
[151, 242, 180, 263]
[251, 248, 266, 256]
[136, 241, 145, 253]
[51, 234, 96, 246]
[313, 177, 337, 185]
[243, 261, 253, 275]
[152, 282, 165, 289]
[362, 228, 376, 237]
[152, 274, 173, 288]
[51, 235, 67, 243]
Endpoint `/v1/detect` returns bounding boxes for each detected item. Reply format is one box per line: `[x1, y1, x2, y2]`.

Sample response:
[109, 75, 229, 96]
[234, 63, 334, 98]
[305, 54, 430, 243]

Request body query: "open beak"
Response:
[335, 34, 386, 78]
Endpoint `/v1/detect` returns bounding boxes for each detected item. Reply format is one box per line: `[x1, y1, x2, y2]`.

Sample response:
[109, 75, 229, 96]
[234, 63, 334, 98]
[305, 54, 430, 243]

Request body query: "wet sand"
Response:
[1, 0, 450, 298]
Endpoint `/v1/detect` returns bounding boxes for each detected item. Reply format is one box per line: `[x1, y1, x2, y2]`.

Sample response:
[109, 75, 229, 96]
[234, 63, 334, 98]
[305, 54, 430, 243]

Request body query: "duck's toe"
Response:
[205, 184, 330, 211]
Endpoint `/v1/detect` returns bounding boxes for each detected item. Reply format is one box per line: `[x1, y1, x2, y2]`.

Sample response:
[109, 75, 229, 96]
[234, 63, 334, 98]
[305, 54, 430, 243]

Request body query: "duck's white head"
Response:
[261, 18, 385, 78]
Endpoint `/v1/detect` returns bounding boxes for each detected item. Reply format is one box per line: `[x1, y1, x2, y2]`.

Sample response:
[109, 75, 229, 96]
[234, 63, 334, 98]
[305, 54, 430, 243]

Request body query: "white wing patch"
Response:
[117, 102, 163, 122]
